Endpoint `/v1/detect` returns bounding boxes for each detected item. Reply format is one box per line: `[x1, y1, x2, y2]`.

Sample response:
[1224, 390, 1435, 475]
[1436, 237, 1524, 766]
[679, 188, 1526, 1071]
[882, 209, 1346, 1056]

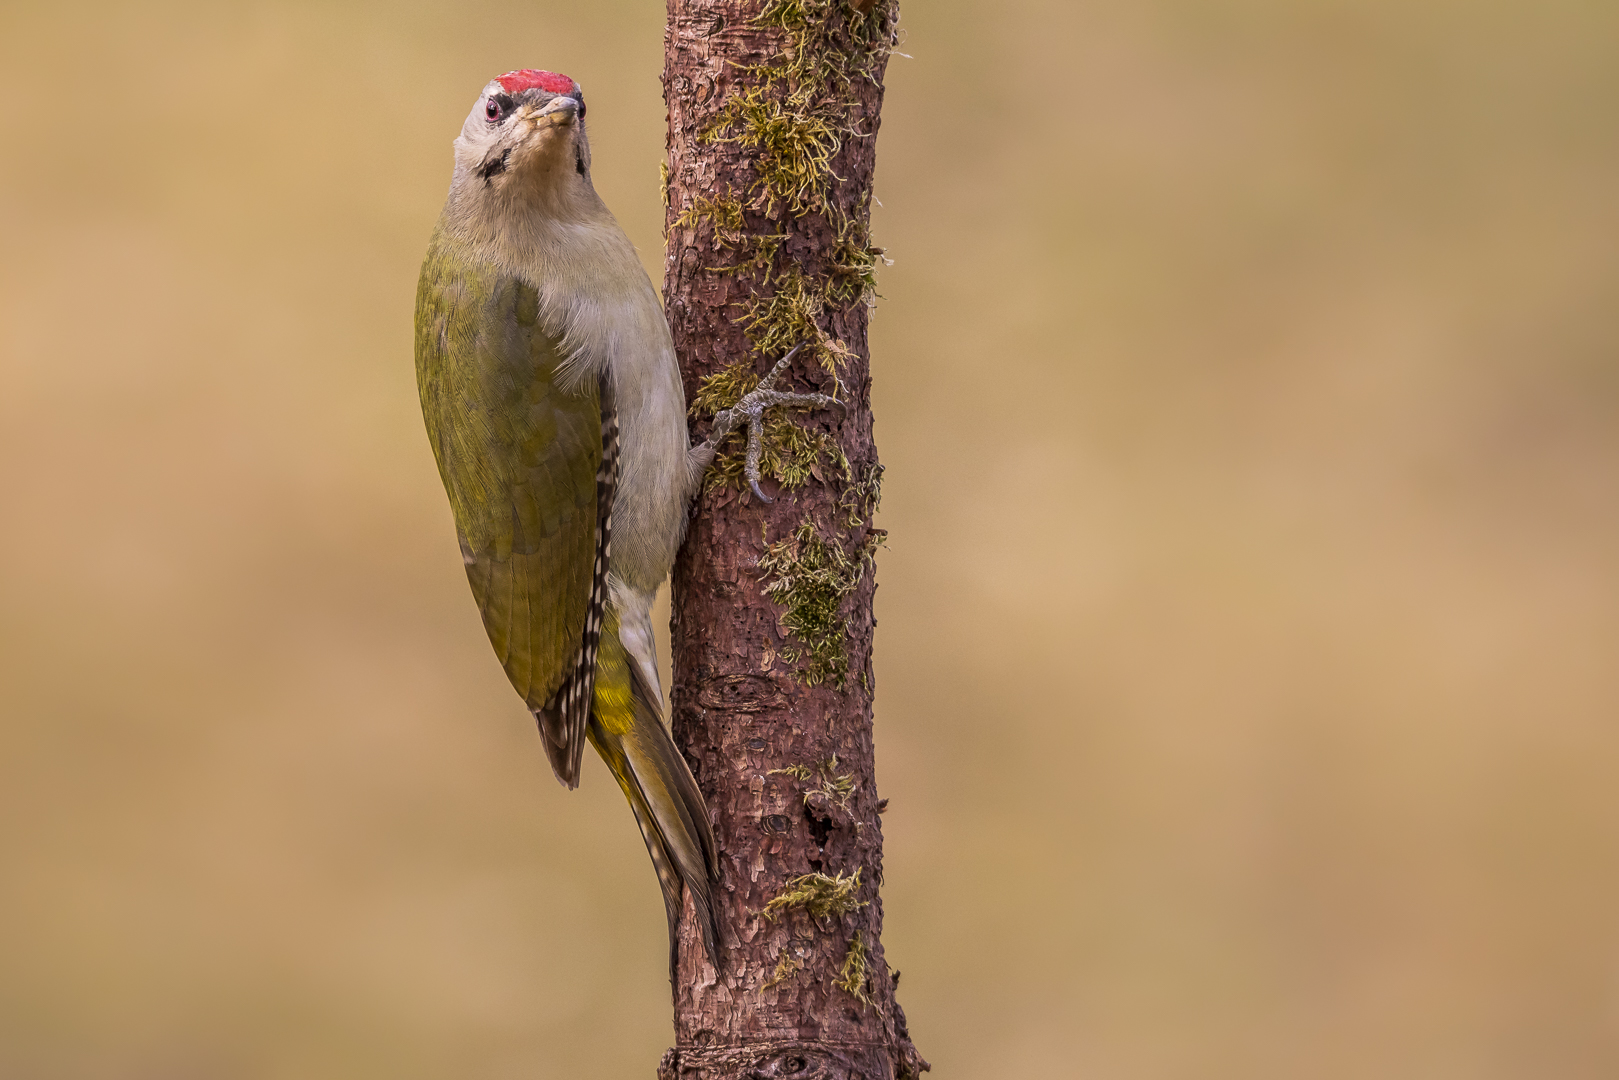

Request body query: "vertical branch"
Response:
[660, 1, 927, 1078]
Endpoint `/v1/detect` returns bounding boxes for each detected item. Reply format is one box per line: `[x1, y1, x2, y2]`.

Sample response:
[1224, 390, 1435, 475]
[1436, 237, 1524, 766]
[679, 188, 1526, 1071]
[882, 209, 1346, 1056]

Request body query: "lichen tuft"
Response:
[838, 462, 884, 529]
[673, 190, 747, 242]
[761, 868, 868, 922]
[701, 86, 842, 218]
[762, 947, 803, 989]
[836, 930, 873, 1009]
[826, 199, 890, 307]
[757, 519, 879, 687]
[739, 266, 856, 383]
[699, 0, 897, 219]
[772, 754, 856, 809]
[754, 0, 898, 107]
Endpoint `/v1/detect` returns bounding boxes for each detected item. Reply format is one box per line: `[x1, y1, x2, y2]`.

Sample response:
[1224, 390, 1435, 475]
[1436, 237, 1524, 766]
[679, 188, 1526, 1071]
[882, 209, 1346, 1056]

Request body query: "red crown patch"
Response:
[496, 69, 577, 95]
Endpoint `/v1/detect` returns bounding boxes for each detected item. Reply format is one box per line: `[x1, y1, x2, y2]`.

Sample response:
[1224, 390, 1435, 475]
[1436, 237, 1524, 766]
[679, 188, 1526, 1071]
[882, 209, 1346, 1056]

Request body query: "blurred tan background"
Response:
[2, 0, 1617, 1076]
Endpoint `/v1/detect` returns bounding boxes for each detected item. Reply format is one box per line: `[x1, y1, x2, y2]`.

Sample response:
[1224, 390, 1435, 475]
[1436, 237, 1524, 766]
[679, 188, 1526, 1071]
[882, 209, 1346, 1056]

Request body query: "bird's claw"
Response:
[707, 343, 840, 504]
[742, 407, 774, 504]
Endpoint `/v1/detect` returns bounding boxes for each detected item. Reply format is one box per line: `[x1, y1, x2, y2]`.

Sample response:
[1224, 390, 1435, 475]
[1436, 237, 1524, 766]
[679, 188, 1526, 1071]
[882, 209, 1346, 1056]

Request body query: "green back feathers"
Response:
[415, 229, 601, 712]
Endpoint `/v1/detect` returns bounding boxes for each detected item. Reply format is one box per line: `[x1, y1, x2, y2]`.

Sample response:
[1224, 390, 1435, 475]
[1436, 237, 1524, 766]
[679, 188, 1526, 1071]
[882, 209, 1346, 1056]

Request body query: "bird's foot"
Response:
[707, 344, 844, 504]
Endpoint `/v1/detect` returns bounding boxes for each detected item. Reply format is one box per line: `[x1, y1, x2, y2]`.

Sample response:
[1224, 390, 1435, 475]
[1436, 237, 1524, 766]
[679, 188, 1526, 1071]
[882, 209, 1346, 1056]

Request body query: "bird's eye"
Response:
[577, 101, 586, 119]
[485, 99, 502, 122]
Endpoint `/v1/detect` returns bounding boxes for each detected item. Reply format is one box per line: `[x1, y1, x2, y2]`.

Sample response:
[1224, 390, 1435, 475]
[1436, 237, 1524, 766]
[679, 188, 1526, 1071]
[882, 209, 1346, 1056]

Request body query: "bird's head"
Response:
[453, 69, 593, 203]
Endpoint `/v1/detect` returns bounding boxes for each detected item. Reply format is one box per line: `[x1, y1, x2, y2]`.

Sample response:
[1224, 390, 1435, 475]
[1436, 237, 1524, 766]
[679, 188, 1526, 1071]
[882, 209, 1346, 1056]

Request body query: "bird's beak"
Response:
[529, 95, 582, 128]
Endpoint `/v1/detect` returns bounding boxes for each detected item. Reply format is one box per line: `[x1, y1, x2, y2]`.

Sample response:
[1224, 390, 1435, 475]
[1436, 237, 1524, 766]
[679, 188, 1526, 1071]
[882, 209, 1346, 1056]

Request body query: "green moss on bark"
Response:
[836, 930, 873, 1009]
[757, 520, 880, 687]
[760, 868, 868, 921]
[771, 754, 856, 808]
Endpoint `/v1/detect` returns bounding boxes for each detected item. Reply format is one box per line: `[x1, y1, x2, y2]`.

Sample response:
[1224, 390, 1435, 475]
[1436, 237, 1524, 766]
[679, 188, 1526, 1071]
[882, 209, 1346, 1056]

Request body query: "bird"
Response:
[413, 68, 836, 975]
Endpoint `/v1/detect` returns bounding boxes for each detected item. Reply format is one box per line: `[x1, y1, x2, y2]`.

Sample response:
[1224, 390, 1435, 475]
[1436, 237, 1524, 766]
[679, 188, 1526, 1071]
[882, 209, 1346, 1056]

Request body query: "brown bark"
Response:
[660, 2, 926, 1078]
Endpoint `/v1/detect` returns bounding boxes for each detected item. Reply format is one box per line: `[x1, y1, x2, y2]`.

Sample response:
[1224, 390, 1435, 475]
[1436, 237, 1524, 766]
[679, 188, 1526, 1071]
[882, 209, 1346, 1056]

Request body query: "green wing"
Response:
[415, 227, 604, 780]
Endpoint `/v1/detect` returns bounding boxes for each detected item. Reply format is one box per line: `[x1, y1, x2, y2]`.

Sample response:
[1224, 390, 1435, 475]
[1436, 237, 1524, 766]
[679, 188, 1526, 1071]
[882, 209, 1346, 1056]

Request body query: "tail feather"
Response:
[588, 618, 721, 976]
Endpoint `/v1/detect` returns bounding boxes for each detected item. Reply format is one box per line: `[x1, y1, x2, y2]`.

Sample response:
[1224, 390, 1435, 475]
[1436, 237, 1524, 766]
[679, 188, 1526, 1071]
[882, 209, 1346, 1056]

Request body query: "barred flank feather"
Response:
[537, 375, 619, 789]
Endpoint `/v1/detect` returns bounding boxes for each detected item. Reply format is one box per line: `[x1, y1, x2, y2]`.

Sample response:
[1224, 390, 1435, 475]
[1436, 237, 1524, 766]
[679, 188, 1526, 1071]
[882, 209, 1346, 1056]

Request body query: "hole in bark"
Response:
[748, 737, 768, 750]
[805, 808, 832, 868]
[782, 1055, 806, 1074]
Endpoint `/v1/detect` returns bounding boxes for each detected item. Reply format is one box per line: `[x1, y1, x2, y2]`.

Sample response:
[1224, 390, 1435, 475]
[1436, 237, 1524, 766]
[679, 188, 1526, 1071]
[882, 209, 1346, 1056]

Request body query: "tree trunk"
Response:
[659, 2, 927, 1078]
